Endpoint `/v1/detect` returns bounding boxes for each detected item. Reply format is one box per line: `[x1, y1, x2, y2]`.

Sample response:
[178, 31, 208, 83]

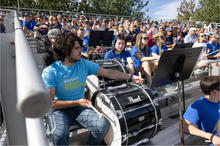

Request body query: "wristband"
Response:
[128, 74, 133, 82]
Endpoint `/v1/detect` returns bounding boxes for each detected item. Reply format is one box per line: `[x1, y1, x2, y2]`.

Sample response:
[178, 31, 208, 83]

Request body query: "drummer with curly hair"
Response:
[42, 32, 143, 145]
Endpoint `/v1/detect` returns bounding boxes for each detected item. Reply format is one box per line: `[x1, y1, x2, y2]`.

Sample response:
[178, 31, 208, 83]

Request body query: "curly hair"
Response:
[53, 32, 83, 61]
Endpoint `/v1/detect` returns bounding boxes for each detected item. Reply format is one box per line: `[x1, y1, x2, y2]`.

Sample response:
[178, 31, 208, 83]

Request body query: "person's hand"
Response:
[132, 75, 144, 84]
[77, 99, 91, 108]
[212, 135, 220, 146]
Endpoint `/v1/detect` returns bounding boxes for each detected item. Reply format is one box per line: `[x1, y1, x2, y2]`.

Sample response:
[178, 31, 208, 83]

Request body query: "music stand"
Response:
[173, 43, 193, 50]
[89, 30, 114, 47]
[151, 47, 203, 145]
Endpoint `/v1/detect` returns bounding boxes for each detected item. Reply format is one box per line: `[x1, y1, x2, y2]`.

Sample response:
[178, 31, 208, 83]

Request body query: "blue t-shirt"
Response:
[149, 45, 168, 55]
[183, 96, 220, 135]
[81, 36, 89, 53]
[165, 35, 174, 45]
[104, 50, 131, 64]
[23, 20, 36, 31]
[206, 43, 219, 56]
[35, 24, 49, 35]
[42, 59, 99, 101]
[131, 46, 149, 69]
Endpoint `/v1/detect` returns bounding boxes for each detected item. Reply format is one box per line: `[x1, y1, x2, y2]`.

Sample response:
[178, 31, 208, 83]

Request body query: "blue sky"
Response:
[146, 0, 199, 20]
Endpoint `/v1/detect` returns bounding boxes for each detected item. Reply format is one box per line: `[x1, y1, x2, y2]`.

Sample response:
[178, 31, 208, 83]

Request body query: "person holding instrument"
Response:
[131, 32, 159, 86]
[42, 32, 143, 145]
[183, 76, 220, 146]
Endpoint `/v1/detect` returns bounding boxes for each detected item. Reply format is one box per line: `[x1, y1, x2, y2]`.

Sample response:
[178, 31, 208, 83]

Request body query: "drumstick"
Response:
[90, 105, 104, 118]
[138, 72, 142, 84]
[139, 72, 142, 78]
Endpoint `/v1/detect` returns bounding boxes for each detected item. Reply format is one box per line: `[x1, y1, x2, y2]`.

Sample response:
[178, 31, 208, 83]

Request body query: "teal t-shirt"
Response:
[42, 58, 99, 101]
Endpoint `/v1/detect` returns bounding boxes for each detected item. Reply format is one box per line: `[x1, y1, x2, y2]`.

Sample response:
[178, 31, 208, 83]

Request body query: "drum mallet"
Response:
[90, 105, 104, 118]
[138, 72, 142, 84]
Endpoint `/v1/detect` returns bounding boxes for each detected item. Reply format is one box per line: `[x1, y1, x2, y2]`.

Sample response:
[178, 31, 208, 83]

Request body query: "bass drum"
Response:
[91, 83, 161, 146]
[94, 59, 129, 89]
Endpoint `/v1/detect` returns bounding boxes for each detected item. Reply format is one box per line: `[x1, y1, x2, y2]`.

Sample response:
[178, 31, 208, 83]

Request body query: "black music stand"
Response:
[89, 30, 114, 47]
[173, 43, 193, 50]
[151, 47, 203, 145]
[88, 31, 114, 60]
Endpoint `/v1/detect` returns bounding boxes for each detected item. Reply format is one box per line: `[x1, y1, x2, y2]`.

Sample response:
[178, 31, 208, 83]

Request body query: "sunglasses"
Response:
[142, 37, 149, 40]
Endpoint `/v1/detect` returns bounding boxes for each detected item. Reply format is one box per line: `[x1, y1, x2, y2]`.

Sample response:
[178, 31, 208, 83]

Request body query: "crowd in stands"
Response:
[0, 11, 219, 81]
[0, 10, 219, 145]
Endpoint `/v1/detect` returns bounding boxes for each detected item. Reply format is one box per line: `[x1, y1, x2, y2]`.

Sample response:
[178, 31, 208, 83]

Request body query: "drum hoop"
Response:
[131, 83, 159, 136]
[112, 59, 127, 74]
[105, 89, 129, 145]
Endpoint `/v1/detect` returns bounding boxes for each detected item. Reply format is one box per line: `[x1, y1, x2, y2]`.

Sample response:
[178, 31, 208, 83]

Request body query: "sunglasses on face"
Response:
[142, 37, 149, 40]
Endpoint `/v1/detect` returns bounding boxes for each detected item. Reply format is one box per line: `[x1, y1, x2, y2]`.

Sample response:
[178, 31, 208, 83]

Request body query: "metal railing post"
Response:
[14, 12, 51, 118]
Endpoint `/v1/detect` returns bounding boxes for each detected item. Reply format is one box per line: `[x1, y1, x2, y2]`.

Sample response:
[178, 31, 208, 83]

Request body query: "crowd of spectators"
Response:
[1, 11, 219, 75]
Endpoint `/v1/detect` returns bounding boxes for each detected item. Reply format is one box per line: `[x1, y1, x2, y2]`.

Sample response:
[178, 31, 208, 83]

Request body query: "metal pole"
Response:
[17, 0, 20, 12]
[177, 81, 184, 145]
[14, 11, 51, 118]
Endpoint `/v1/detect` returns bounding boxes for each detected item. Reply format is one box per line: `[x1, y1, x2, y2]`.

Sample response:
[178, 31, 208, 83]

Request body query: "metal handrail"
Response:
[25, 118, 49, 145]
[0, 6, 137, 19]
[14, 11, 51, 118]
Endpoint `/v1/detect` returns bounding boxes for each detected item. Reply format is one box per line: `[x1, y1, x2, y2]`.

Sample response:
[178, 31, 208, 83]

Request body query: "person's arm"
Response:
[141, 56, 160, 62]
[183, 119, 220, 145]
[48, 87, 91, 109]
[97, 67, 143, 83]
[127, 57, 134, 75]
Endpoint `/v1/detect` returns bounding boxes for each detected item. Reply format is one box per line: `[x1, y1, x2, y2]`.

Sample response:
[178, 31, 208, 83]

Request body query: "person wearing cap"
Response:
[183, 76, 220, 145]
[22, 13, 36, 37]
[42, 32, 144, 145]
[83, 20, 92, 37]
[43, 29, 61, 67]
[33, 15, 49, 38]
[184, 27, 197, 43]
[165, 27, 175, 49]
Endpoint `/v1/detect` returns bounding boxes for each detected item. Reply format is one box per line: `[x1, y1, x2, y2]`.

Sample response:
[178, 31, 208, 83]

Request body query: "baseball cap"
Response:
[24, 12, 30, 17]
[189, 28, 196, 32]
[165, 27, 172, 32]
[47, 29, 61, 39]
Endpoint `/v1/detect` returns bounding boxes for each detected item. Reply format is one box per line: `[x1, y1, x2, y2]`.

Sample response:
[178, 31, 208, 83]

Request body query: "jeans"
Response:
[48, 106, 109, 145]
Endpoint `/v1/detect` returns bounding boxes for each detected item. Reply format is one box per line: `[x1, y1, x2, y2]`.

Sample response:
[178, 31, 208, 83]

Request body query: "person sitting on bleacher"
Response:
[43, 29, 61, 67]
[22, 13, 36, 37]
[165, 27, 175, 49]
[183, 76, 220, 145]
[42, 32, 143, 145]
[33, 14, 49, 38]
[206, 34, 220, 60]
[104, 34, 134, 75]
[51, 16, 62, 30]
[149, 33, 168, 57]
[184, 28, 197, 43]
[131, 32, 160, 86]
[76, 27, 89, 59]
